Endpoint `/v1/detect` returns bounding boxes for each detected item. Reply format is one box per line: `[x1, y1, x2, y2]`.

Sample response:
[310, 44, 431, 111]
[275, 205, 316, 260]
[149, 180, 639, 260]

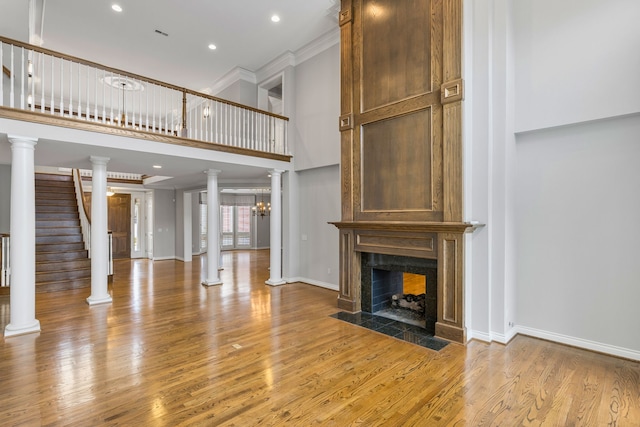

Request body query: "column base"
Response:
[265, 279, 286, 286]
[86, 294, 113, 306]
[5, 319, 41, 337]
[202, 280, 222, 287]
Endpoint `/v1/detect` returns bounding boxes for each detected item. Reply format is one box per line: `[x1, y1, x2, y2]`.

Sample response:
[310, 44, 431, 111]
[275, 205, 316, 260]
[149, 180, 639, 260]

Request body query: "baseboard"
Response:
[151, 256, 175, 261]
[466, 329, 492, 343]
[516, 326, 640, 361]
[286, 277, 338, 291]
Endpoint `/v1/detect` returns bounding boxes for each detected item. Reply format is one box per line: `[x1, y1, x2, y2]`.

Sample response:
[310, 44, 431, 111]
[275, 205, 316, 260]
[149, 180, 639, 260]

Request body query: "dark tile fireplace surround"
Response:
[360, 253, 438, 333]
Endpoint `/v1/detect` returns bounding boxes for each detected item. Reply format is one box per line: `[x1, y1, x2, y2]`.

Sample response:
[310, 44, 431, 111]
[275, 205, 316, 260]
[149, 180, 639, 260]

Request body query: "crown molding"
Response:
[208, 67, 257, 97]
[210, 27, 340, 91]
[255, 51, 296, 84]
[294, 27, 340, 66]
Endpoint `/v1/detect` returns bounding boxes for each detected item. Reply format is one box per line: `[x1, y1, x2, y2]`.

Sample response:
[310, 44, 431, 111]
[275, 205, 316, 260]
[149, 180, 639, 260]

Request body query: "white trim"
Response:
[466, 329, 492, 343]
[152, 256, 175, 261]
[208, 67, 257, 97]
[286, 277, 338, 291]
[256, 52, 296, 84]
[294, 28, 340, 66]
[516, 326, 640, 362]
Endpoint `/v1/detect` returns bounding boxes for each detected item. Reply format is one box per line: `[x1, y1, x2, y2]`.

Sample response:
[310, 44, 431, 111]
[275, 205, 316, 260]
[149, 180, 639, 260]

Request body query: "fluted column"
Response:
[5, 136, 40, 337]
[87, 156, 112, 305]
[202, 169, 222, 286]
[266, 169, 285, 286]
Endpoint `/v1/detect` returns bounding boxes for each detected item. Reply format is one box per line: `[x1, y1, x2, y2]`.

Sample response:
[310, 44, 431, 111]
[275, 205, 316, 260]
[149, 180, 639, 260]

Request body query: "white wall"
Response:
[516, 114, 640, 356]
[191, 194, 201, 254]
[0, 164, 10, 233]
[153, 189, 176, 260]
[215, 80, 258, 108]
[465, 0, 640, 358]
[297, 165, 340, 290]
[255, 194, 271, 248]
[514, 0, 640, 132]
[293, 44, 340, 171]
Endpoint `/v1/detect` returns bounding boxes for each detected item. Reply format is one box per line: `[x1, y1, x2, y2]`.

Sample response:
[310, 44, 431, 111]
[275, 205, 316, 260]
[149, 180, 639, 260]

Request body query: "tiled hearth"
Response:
[330, 311, 448, 351]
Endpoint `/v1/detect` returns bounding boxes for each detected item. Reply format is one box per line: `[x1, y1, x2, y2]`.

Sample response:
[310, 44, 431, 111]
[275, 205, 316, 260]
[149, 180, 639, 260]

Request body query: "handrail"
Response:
[74, 169, 91, 224]
[0, 35, 289, 156]
[73, 169, 91, 257]
[1, 233, 9, 287]
[0, 35, 288, 121]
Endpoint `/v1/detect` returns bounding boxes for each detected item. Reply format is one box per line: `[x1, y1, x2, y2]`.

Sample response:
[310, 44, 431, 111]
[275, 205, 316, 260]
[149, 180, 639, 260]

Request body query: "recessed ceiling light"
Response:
[153, 165, 162, 169]
[271, 15, 280, 23]
[112, 4, 123, 12]
[208, 44, 217, 50]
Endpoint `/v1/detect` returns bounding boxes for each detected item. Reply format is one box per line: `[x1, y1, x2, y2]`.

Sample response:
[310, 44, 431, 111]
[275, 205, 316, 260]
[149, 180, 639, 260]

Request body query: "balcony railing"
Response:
[0, 36, 289, 157]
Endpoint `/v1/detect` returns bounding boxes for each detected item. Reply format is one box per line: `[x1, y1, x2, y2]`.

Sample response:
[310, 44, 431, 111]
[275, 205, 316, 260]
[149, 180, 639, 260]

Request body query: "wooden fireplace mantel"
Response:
[331, 221, 476, 234]
[331, 221, 470, 343]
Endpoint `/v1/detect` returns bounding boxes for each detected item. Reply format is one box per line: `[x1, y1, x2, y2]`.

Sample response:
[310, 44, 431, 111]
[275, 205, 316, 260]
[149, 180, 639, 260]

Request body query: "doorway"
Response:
[108, 193, 131, 259]
[221, 205, 252, 250]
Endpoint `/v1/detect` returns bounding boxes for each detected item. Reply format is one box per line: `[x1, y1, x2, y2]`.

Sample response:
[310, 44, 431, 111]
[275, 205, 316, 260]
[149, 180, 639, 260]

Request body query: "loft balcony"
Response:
[0, 35, 291, 162]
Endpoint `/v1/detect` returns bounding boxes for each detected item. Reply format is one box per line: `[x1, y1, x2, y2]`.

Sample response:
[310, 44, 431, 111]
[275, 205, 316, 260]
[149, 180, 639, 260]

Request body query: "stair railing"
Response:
[0, 35, 289, 156]
[73, 169, 114, 276]
[72, 169, 91, 257]
[1, 233, 9, 287]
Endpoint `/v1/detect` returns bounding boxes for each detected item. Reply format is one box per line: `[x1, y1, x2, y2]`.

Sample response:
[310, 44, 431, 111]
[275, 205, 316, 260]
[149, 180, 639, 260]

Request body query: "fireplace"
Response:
[361, 253, 437, 333]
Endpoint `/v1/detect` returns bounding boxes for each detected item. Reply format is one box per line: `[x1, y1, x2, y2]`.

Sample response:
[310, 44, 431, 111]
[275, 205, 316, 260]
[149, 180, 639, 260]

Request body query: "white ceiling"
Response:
[0, 0, 340, 189]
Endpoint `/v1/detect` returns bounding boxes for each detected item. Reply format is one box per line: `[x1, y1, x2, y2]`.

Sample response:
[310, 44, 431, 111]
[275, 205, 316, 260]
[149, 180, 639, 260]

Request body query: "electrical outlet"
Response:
[508, 321, 514, 327]
[327, 268, 331, 274]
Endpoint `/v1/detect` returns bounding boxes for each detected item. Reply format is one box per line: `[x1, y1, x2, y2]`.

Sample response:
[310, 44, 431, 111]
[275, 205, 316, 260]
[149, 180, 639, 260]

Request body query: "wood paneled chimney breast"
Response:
[331, 0, 473, 343]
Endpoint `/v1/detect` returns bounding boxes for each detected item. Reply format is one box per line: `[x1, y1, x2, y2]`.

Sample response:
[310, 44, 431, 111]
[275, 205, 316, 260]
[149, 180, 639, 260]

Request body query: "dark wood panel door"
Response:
[108, 193, 131, 259]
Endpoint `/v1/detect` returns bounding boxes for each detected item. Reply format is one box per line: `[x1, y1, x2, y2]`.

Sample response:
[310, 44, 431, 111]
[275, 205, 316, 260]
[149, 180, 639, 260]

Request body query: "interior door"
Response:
[109, 193, 131, 259]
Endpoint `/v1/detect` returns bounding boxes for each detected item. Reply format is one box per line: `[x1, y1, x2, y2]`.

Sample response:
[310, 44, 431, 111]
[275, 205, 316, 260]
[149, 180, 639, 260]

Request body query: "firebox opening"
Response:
[361, 253, 437, 334]
[376, 272, 427, 328]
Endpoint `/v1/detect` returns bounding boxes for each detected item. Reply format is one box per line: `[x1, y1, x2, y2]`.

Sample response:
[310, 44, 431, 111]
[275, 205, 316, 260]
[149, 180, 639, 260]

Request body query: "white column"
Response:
[202, 169, 222, 286]
[266, 169, 286, 286]
[5, 136, 40, 337]
[87, 156, 112, 305]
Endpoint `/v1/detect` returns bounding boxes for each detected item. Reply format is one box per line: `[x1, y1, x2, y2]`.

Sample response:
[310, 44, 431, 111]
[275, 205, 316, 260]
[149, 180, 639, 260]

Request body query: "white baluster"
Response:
[60, 58, 64, 116]
[109, 71, 114, 124]
[20, 47, 25, 110]
[29, 51, 35, 112]
[86, 66, 90, 120]
[68, 61, 73, 117]
[9, 45, 14, 108]
[77, 63, 82, 119]
[152, 84, 156, 132]
[94, 68, 98, 122]
[50, 54, 54, 114]
[102, 70, 106, 123]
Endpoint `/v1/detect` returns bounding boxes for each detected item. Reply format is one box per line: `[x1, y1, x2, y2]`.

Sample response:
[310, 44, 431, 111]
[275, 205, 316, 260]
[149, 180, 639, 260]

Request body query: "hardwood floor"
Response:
[1, 250, 639, 426]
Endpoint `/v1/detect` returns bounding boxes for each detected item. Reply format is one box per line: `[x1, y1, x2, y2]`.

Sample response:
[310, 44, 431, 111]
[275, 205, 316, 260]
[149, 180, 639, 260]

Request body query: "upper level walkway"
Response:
[1, 35, 292, 180]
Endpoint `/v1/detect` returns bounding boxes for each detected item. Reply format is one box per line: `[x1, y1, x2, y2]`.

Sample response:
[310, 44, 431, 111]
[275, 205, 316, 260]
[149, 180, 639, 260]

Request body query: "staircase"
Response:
[36, 173, 91, 292]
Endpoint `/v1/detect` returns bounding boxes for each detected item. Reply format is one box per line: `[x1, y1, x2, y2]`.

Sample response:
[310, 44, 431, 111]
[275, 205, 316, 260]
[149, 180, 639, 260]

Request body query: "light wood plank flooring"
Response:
[1, 250, 639, 426]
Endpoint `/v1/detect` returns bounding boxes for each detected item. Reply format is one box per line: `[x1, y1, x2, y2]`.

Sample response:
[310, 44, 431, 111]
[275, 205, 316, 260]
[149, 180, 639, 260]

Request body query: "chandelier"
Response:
[252, 190, 270, 218]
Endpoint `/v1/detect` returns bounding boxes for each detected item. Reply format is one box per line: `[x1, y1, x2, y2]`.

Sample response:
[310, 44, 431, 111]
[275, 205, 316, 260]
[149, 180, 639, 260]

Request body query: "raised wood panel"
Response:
[436, 232, 464, 342]
[338, 230, 361, 312]
[360, 0, 432, 111]
[443, 101, 463, 221]
[355, 230, 437, 259]
[361, 109, 433, 212]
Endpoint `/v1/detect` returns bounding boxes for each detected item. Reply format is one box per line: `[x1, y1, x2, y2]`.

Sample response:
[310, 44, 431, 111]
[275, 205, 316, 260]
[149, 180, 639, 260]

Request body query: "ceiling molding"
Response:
[209, 27, 340, 94]
[208, 67, 257, 97]
[294, 27, 340, 66]
[255, 51, 296, 84]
